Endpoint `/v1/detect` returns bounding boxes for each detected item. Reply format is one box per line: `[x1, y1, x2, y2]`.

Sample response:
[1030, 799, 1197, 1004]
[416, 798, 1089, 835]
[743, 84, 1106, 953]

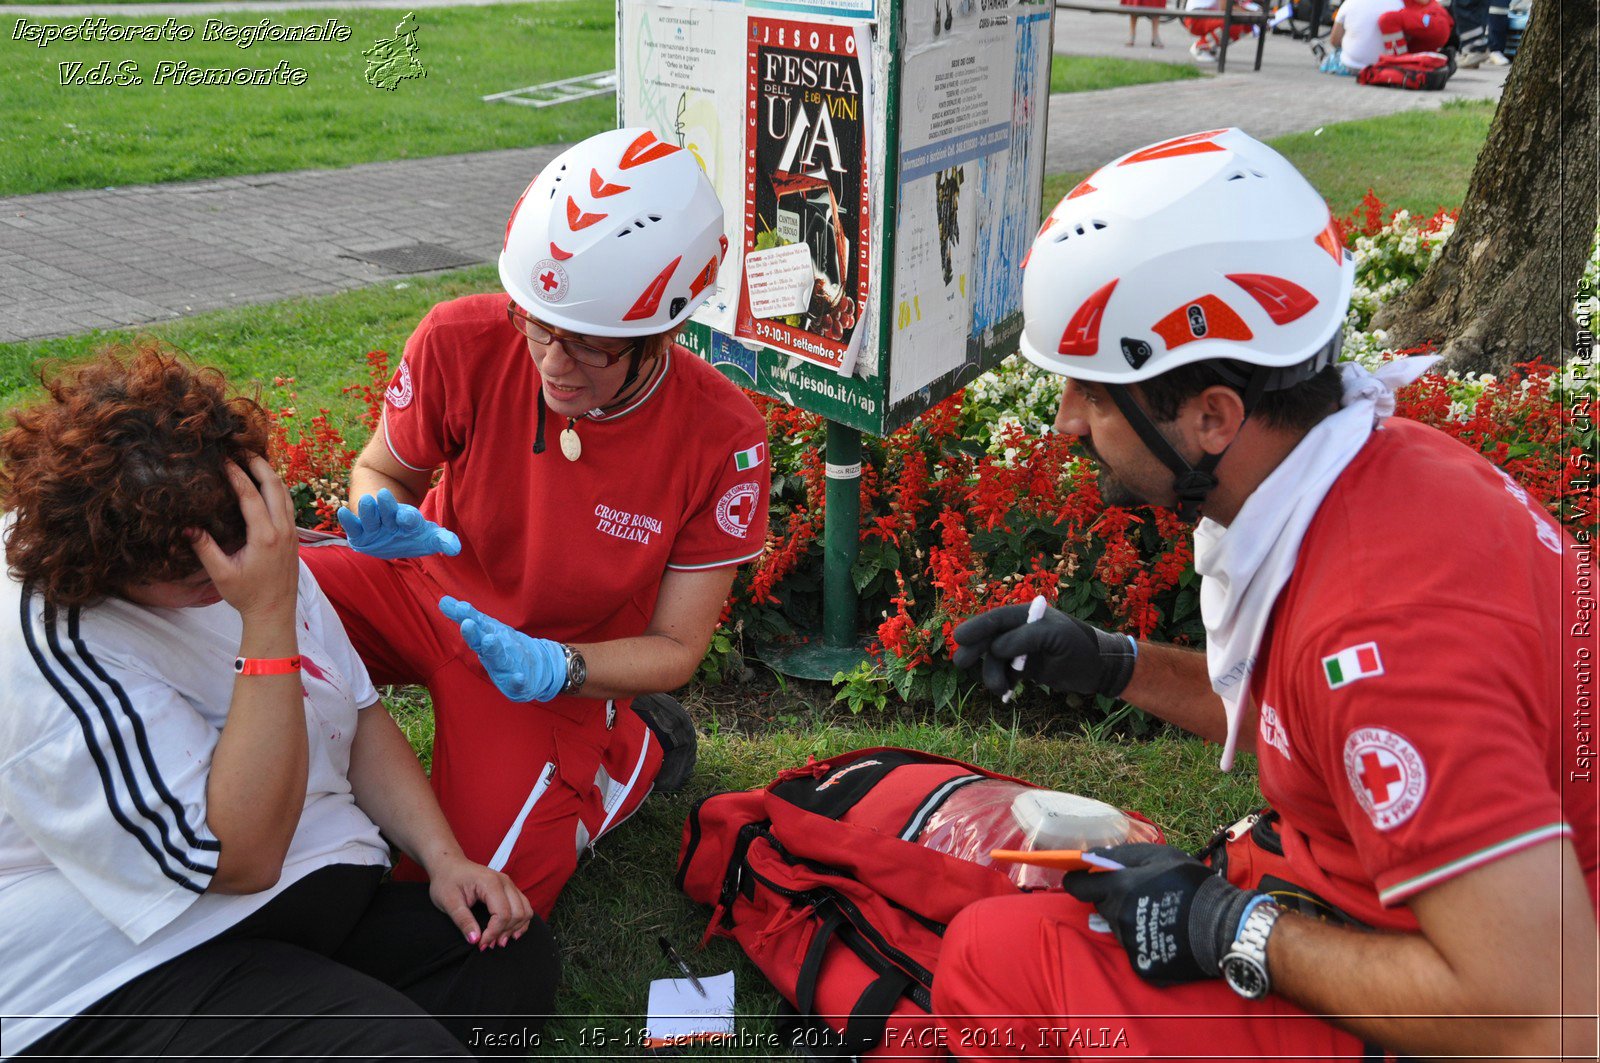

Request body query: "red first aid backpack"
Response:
[675, 747, 1160, 1059]
[1357, 51, 1455, 89]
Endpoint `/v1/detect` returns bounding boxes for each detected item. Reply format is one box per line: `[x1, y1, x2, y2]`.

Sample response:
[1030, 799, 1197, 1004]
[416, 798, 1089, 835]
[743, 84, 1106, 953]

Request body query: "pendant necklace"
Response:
[559, 417, 582, 462]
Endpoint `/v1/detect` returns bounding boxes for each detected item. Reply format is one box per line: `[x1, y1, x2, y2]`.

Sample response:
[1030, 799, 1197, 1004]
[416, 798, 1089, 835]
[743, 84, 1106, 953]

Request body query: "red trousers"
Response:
[934, 893, 1371, 1061]
[1183, 3, 1258, 42]
[302, 543, 662, 918]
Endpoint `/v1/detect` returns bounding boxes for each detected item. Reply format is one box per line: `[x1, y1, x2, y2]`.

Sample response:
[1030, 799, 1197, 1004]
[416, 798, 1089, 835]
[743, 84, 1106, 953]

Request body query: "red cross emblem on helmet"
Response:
[530, 259, 570, 303]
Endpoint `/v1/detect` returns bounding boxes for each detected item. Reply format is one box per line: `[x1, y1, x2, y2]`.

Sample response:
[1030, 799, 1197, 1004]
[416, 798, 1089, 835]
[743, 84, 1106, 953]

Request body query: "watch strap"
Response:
[1222, 899, 1282, 999]
[1234, 893, 1279, 938]
[558, 643, 586, 696]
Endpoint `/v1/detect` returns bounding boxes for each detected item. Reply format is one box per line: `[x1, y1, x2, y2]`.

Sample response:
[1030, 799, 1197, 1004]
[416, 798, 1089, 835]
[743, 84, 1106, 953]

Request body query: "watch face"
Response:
[1223, 955, 1269, 999]
[565, 647, 587, 694]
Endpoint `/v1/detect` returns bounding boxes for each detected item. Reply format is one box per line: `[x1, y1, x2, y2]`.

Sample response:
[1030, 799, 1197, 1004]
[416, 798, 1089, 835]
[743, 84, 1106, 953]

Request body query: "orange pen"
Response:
[988, 848, 1126, 873]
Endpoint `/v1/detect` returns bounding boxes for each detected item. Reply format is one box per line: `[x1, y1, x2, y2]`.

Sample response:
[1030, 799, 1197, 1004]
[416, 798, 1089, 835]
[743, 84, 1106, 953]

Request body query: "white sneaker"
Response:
[1487, 50, 1510, 65]
[1190, 40, 1217, 61]
[1457, 48, 1487, 67]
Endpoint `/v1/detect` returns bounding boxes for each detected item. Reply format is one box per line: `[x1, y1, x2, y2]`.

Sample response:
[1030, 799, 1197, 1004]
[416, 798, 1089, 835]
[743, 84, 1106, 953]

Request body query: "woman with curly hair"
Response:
[0, 343, 559, 1058]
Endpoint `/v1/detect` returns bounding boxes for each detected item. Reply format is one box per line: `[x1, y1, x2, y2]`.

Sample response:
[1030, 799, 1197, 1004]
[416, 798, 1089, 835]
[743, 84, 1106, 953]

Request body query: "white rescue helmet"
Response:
[1018, 128, 1353, 384]
[499, 127, 729, 338]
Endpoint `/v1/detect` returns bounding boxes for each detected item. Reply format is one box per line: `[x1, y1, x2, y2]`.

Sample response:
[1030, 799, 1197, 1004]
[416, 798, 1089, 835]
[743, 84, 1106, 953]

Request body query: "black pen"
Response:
[657, 935, 708, 999]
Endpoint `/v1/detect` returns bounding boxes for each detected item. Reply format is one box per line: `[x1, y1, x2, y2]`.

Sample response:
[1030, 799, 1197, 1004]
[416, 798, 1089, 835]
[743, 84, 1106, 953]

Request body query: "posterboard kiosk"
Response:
[617, 0, 1055, 671]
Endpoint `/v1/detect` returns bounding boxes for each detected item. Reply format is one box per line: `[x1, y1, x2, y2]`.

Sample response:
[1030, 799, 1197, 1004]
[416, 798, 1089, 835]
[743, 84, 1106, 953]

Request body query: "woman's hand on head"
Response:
[427, 855, 534, 949]
[189, 456, 300, 621]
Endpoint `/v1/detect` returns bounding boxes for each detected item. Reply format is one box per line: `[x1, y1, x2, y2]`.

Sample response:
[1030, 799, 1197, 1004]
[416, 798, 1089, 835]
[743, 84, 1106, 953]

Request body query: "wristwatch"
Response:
[558, 643, 587, 696]
[1221, 897, 1282, 1000]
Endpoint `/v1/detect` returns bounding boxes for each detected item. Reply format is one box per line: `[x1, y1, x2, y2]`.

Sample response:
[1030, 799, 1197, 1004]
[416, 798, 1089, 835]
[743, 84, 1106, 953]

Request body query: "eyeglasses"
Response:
[506, 301, 637, 368]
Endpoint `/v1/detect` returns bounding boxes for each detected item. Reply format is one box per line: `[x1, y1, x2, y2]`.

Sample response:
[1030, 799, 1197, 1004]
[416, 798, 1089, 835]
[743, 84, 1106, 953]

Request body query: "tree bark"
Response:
[1370, 0, 1598, 375]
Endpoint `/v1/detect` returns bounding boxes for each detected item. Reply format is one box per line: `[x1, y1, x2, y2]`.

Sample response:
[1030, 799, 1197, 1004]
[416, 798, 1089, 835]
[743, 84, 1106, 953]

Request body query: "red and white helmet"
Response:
[1019, 128, 1353, 384]
[499, 127, 729, 338]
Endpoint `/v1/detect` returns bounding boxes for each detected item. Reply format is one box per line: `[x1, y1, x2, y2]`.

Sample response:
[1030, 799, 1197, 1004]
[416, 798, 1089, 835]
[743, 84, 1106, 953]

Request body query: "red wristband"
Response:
[234, 656, 302, 675]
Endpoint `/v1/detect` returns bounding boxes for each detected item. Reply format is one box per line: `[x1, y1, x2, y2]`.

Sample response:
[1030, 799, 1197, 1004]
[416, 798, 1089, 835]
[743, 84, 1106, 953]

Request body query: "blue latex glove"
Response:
[338, 489, 461, 560]
[438, 596, 565, 703]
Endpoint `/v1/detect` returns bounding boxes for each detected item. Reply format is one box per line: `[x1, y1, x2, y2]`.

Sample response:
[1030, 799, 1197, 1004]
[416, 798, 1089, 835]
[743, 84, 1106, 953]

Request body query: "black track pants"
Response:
[22, 864, 561, 1060]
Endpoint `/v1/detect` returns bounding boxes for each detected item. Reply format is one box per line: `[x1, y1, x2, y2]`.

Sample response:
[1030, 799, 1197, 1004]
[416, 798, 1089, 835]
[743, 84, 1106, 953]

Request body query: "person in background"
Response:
[1122, 0, 1166, 47]
[1182, 0, 1261, 62]
[1319, 0, 1404, 71]
[302, 126, 771, 918]
[1380, 0, 1453, 53]
[1450, 0, 1511, 64]
[0, 346, 558, 1058]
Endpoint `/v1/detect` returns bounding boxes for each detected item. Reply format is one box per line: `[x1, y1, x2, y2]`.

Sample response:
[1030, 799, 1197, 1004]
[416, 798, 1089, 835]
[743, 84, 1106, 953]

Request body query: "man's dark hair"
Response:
[1136, 360, 1343, 431]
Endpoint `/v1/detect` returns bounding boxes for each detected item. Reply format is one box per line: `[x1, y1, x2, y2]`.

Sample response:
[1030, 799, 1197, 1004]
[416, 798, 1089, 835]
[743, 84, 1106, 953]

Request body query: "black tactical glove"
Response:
[1062, 843, 1260, 987]
[950, 604, 1137, 699]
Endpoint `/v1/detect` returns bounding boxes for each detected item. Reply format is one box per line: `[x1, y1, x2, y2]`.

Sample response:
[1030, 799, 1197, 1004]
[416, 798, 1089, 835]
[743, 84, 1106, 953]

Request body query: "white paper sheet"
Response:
[645, 970, 736, 1048]
[745, 243, 816, 318]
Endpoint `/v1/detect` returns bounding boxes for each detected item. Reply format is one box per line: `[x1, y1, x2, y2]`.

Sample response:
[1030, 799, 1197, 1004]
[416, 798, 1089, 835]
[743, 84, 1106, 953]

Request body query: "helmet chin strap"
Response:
[534, 388, 549, 455]
[532, 341, 662, 456]
[1102, 366, 1272, 524]
[607, 342, 650, 405]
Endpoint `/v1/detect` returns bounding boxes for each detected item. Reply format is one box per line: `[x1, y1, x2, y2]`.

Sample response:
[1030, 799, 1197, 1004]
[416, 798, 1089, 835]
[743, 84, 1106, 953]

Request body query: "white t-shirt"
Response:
[0, 560, 390, 1054]
[1335, 0, 1406, 68]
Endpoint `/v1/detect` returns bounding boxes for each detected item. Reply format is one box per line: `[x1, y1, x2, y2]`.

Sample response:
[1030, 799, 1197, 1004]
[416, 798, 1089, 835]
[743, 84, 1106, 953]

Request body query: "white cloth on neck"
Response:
[1194, 355, 1440, 770]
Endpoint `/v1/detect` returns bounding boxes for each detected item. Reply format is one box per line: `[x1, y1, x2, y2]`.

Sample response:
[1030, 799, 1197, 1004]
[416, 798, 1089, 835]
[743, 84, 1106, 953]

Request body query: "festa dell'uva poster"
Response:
[735, 17, 870, 374]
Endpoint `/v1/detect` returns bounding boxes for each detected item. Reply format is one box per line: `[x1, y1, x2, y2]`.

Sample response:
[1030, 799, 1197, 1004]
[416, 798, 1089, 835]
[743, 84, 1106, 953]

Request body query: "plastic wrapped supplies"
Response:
[914, 781, 1160, 889]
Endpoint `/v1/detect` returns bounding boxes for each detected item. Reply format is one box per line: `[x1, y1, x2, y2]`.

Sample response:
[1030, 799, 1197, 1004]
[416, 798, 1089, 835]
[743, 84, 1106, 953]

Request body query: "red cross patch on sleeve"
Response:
[1343, 726, 1428, 831]
[385, 359, 415, 409]
[715, 482, 761, 538]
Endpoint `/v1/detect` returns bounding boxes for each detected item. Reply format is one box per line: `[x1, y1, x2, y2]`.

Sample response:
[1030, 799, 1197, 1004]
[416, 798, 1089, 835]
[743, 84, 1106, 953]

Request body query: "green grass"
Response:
[387, 689, 1263, 1057]
[0, 19, 1201, 199]
[0, 3, 615, 196]
[1041, 99, 1496, 220]
[1051, 53, 1202, 94]
[0, 266, 501, 433]
[1268, 99, 1494, 218]
[17, 0, 286, 3]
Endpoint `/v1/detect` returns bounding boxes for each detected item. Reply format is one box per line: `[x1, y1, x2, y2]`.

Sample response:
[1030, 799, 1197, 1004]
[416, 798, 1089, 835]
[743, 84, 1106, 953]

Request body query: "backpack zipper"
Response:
[739, 832, 938, 996]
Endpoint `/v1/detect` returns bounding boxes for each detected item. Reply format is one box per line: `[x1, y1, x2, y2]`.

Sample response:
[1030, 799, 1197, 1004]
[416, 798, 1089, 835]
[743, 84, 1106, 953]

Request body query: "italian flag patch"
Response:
[1323, 642, 1384, 690]
[733, 442, 766, 472]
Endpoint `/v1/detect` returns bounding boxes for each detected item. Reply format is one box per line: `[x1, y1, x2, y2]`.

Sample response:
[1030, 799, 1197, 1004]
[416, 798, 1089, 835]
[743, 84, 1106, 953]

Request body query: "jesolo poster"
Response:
[735, 16, 871, 373]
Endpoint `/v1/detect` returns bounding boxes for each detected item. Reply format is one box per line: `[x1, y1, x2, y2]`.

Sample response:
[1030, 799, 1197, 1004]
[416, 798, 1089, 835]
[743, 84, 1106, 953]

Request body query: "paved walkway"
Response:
[0, 8, 1508, 342]
[0, 148, 560, 341]
[1043, 9, 1509, 173]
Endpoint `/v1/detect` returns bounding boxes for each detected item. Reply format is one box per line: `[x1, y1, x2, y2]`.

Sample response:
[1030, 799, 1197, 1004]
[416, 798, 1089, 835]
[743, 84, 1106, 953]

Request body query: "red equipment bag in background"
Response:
[676, 748, 1162, 1059]
[1357, 51, 1455, 89]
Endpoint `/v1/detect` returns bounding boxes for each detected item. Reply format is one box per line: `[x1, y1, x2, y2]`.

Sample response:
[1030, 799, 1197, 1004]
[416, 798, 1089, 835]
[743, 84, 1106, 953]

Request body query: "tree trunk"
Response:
[1370, 0, 1598, 375]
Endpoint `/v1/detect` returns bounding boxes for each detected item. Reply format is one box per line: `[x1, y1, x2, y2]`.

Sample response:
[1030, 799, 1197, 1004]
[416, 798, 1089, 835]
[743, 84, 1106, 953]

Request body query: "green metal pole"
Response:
[823, 418, 863, 648]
